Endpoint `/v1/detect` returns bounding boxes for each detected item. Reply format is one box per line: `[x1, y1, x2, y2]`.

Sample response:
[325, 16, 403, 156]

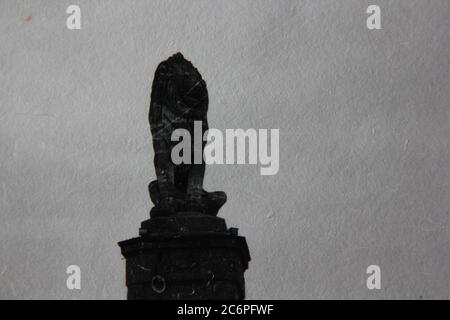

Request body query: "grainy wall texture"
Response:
[0, 0, 449, 299]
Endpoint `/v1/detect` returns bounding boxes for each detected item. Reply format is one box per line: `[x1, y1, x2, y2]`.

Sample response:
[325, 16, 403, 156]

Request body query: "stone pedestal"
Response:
[118, 212, 250, 300]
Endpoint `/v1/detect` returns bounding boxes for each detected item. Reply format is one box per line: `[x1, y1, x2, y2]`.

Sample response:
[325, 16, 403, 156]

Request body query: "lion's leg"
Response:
[187, 119, 207, 201]
[153, 134, 175, 208]
[187, 163, 205, 198]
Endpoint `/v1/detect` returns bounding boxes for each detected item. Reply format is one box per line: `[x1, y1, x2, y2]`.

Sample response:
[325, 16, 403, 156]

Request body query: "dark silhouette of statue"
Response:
[148, 53, 226, 216]
[119, 53, 250, 300]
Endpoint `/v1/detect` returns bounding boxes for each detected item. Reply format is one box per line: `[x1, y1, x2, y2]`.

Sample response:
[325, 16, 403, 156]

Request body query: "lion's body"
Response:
[148, 53, 225, 216]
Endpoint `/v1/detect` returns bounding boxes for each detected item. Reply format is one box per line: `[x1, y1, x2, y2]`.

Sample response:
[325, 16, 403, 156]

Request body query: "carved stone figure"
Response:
[148, 53, 226, 216]
[119, 53, 250, 300]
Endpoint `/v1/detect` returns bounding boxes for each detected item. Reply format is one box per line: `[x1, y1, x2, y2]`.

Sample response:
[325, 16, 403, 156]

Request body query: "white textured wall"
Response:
[0, 0, 449, 299]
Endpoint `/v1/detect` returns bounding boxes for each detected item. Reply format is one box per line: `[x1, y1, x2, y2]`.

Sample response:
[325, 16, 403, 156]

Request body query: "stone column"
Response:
[118, 212, 250, 300]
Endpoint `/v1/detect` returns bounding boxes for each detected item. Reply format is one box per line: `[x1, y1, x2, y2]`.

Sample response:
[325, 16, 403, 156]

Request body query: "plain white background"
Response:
[0, 0, 449, 299]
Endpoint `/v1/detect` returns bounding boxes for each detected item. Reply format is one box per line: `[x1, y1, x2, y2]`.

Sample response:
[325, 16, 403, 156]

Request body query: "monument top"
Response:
[148, 53, 226, 217]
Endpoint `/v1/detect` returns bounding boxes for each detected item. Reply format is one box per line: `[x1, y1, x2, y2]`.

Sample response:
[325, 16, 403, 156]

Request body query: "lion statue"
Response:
[148, 52, 226, 217]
